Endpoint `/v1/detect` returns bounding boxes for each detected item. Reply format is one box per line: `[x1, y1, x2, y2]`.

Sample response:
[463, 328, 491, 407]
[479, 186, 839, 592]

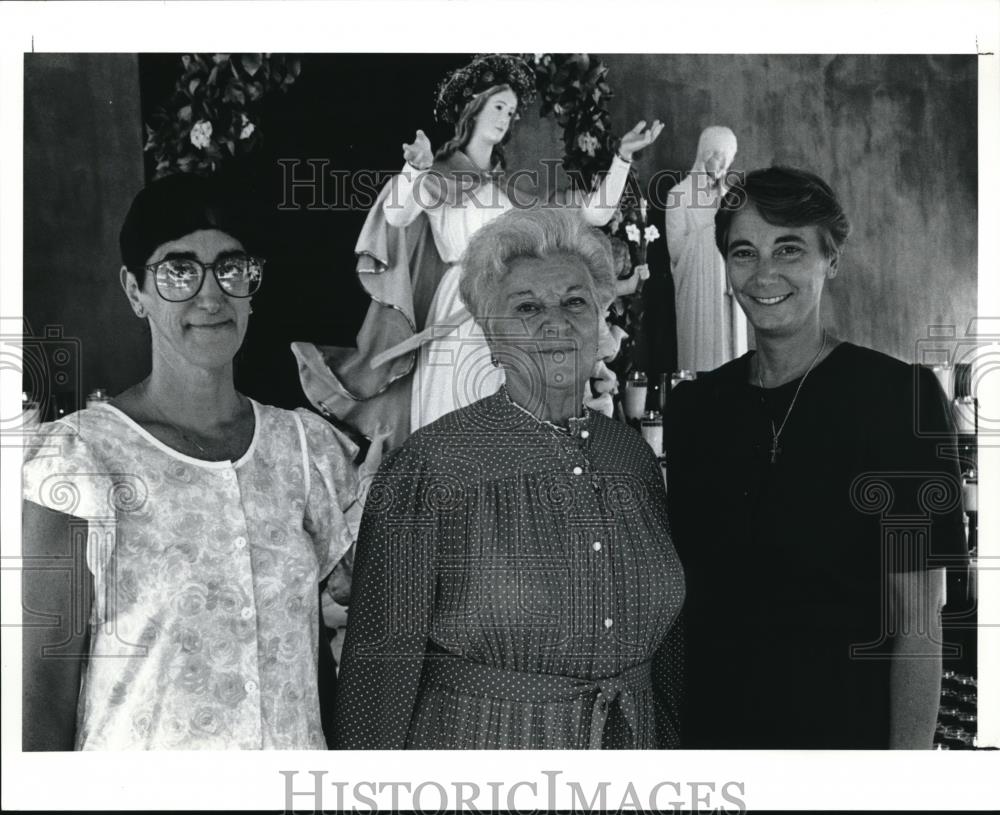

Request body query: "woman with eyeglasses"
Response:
[22, 173, 363, 750]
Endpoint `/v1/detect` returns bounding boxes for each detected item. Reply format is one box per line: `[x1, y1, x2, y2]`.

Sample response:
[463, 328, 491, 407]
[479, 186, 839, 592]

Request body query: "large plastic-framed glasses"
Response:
[137, 255, 265, 302]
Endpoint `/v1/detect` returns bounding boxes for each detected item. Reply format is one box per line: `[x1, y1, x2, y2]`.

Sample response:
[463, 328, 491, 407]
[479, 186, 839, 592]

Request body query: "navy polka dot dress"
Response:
[334, 390, 685, 749]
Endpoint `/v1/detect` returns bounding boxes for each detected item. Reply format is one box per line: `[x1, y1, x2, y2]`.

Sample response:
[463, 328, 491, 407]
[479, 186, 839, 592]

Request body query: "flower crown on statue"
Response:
[433, 53, 538, 124]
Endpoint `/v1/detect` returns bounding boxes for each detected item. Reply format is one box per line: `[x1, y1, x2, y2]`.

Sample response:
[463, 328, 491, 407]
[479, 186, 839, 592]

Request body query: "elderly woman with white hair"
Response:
[334, 206, 685, 749]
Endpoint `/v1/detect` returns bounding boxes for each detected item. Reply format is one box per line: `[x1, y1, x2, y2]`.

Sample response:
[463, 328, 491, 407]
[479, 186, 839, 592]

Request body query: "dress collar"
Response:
[496, 386, 592, 437]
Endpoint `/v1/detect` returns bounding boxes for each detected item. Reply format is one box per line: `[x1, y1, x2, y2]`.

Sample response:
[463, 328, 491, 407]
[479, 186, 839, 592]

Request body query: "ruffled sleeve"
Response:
[22, 416, 124, 583]
[295, 409, 363, 579]
[23, 419, 116, 522]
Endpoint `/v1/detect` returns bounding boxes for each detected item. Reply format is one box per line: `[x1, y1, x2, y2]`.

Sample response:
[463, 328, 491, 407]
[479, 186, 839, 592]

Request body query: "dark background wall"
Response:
[23, 54, 977, 411]
[509, 54, 978, 364]
[23, 54, 147, 414]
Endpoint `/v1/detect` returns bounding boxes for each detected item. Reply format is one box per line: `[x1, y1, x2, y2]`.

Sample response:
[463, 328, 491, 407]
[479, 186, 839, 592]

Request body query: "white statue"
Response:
[664, 126, 746, 372]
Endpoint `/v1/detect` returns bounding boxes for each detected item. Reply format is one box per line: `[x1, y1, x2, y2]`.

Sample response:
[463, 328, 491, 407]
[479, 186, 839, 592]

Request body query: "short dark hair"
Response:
[119, 173, 251, 286]
[715, 166, 851, 259]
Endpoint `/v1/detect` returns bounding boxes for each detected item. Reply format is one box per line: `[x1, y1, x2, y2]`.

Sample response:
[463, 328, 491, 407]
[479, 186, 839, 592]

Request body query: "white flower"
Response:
[644, 225, 661, 243]
[239, 120, 255, 140]
[553, 103, 564, 115]
[577, 132, 599, 156]
[189, 119, 213, 150]
[625, 223, 641, 243]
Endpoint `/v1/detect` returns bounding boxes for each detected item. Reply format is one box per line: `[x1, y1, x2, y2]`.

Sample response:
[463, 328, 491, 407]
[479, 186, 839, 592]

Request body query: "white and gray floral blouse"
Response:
[22, 400, 359, 750]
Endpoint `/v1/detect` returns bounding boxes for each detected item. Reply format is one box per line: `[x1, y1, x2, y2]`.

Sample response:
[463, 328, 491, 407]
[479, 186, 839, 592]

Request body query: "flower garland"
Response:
[528, 53, 618, 191]
[526, 53, 658, 256]
[528, 53, 659, 387]
[434, 54, 537, 124]
[144, 54, 301, 178]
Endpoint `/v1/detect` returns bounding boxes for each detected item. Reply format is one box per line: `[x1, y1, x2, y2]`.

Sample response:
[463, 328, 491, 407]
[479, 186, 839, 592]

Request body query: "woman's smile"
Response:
[747, 292, 793, 306]
[187, 318, 235, 330]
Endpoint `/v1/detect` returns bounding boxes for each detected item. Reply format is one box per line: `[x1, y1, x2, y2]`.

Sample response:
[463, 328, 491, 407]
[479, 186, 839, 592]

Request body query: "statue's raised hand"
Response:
[618, 120, 664, 161]
[402, 130, 434, 171]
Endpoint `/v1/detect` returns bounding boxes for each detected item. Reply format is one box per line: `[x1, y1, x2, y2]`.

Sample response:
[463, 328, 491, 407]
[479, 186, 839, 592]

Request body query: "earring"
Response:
[135, 306, 145, 317]
[249, 305, 254, 315]
[491, 355, 501, 368]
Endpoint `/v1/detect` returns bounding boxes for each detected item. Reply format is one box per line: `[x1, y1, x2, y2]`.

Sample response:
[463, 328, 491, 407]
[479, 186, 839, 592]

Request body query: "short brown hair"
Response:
[715, 166, 851, 259]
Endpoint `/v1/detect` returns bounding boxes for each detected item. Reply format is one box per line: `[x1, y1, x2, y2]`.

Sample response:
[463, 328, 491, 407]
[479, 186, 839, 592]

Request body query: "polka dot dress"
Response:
[334, 390, 685, 749]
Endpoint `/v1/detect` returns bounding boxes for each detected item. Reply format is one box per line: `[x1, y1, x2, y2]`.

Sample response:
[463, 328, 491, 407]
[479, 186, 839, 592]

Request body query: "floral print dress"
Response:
[22, 400, 359, 750]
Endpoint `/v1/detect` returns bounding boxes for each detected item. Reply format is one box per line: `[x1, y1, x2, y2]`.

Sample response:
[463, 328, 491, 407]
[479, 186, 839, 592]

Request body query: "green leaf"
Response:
[188, 78, 201, 96]
[241, 53, 263, 76]
[178, 105, 192, 122]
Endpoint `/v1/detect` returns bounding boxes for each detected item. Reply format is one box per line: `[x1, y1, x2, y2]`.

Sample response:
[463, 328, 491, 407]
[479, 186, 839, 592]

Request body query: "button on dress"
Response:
[22, 400, 360, 750]
[334, 391, 685, 749]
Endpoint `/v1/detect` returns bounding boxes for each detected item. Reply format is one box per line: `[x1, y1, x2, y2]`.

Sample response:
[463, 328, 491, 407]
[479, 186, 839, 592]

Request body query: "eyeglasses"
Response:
[137, 255, 264, 302]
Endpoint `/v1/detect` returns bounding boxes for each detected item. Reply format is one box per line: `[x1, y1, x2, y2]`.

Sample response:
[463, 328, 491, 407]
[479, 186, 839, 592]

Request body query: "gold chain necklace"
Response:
[755, 332, 827, 465]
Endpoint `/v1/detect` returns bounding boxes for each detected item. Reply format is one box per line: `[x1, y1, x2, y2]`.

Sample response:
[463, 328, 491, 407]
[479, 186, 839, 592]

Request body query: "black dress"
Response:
[664, 342, 968, 748]
[334, 390, 685, 749]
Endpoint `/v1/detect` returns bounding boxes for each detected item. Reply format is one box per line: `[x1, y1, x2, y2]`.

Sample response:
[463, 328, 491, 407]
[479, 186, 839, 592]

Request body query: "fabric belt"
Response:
[420, 653, 653, 749]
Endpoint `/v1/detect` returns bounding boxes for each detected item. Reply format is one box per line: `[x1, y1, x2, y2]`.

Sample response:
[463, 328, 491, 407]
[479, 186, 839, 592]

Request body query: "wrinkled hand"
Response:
[403, 129, 433, 170]
[618, 120, 664, 160]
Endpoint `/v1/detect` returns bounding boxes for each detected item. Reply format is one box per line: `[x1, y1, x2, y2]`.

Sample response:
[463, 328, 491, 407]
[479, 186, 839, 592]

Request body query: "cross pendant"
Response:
[769, 441, 780, 464]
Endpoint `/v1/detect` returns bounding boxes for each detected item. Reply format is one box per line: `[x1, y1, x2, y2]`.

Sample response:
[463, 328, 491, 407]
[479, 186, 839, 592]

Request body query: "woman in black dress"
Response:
[665, 166, 967, 748]
[334, 206, 685, 749]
